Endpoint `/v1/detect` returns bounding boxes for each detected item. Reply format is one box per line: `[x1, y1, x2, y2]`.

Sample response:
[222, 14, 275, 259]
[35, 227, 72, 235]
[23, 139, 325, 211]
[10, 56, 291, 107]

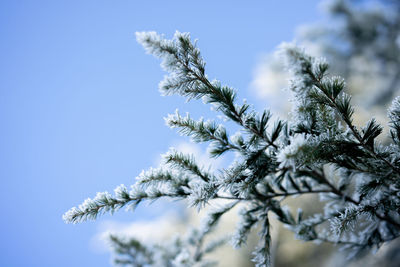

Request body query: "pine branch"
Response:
[164, 150, 212, 182]
[65, 30, 400, 267]
[308, 69, 400, 175]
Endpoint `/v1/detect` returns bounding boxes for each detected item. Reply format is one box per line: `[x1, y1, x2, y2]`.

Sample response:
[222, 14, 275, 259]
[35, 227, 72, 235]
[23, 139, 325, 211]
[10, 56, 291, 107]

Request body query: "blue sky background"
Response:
[0, 1, 322, 266]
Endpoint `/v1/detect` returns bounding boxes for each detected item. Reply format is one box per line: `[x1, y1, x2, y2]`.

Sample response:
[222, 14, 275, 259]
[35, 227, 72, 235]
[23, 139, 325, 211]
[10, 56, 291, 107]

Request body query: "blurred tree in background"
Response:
[64, 0, 400, 266]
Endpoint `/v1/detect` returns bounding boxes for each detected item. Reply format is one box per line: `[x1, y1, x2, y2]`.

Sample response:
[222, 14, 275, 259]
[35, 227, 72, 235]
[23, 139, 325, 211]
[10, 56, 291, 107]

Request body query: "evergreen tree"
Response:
[63, 29, 400, 266]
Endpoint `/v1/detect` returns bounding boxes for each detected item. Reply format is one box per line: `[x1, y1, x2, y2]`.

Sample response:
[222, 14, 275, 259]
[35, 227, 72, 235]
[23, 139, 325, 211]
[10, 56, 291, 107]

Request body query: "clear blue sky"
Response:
[0, 1, 321, 266]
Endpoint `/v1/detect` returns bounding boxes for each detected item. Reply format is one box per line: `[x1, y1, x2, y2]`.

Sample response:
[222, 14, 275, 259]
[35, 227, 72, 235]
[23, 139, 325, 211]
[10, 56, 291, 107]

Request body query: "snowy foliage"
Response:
[109, 227, 225, 267]
[65, 14, 400, 267]
[299, 0, 400, 107]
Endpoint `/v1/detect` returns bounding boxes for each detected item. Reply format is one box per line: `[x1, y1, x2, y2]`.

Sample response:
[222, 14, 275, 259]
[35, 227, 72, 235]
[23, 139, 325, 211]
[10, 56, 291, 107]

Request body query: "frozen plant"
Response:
[64, 31, 400, 267]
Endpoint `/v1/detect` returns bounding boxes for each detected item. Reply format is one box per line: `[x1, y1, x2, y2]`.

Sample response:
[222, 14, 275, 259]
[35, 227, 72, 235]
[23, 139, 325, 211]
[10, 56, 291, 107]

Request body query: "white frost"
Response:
[276, 134, 308, 168]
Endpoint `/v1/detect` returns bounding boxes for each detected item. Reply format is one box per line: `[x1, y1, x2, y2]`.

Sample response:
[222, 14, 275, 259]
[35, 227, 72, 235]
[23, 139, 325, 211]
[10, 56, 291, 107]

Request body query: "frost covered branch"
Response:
[64, 30, 400, 267]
